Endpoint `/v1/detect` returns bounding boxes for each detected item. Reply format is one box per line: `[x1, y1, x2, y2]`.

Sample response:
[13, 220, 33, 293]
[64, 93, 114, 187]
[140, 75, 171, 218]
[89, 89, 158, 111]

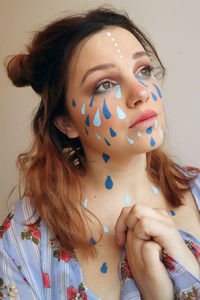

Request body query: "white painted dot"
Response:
[120, 55, 123, 58]
[106, 32, 111, 36]
[114, 43, 118, 47]
[117, 49, 120, 53]
[111, 38, 115, 41]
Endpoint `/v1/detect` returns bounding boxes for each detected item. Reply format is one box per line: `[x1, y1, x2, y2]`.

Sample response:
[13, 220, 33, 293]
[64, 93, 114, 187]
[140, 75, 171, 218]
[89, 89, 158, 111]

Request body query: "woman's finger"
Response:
[115, 206, 132, 245]
[126, 203, 172, 230]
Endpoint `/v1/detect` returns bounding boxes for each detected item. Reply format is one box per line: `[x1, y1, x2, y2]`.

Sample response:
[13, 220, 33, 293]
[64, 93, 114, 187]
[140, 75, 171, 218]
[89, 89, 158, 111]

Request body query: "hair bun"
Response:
[6, 54, 32, 88]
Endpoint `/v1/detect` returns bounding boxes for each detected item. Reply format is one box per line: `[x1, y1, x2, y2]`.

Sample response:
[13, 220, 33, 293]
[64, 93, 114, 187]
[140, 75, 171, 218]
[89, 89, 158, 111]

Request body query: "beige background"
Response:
[1, 0, 200, 222]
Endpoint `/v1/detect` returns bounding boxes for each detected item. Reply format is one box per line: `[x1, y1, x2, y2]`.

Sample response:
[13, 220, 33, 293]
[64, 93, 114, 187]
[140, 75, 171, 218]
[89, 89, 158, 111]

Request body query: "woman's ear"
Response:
[54, 116, 79, 139]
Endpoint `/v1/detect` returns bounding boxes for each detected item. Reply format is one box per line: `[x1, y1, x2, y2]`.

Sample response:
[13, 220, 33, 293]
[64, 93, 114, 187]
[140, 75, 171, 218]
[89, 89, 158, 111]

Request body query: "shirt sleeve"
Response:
[0, 198, 45, 300]
[163, 244, 200, 299]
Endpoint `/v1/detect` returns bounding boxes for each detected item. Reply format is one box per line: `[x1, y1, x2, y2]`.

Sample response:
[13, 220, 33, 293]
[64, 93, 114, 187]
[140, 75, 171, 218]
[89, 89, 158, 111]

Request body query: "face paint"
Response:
[102, 153, 110, 163]
[104, 226, 109, 233]
[146, 127, 152, 134]
[89, 237, 96, 245]
[106, 31, 123, 60]
[153, 83, 162, 98]
[170, 210, 176, 216]
[137, 78, 148, 88]
[89, 96, 94, 107]
[159, 128, 163, 137]
[72, 99, 76, 107]
[100, 262, 108, 274]
[150, 137, 156, 147]
[116, 84, 122, 99]
[82, 199, 88, 208]
[117, 106, 126, 120]
[125, 194, 131, 205]
[85, 127, 89, 135]
[96, 133, 101, 140]
[154, 120, 158, 129]
[152, 185, 160, 195]
[110, 127, 117, 137]
[151, 92, 157, 101]
[145, 167, 147, 172]
[137, 131, 142, 137]
[105, 176, 113, 189]
[93, 108, 101, 127]
[127, 136, 134, 144]
[81, 104, 86, 115]
[102, 99, 111, 119]
[85, 114, 90, 126]
[104, 138, 111, 146]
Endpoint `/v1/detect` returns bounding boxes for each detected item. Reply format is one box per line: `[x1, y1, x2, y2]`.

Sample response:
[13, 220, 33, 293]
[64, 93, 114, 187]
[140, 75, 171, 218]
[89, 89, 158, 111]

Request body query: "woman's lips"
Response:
[129, 111, 158, 130]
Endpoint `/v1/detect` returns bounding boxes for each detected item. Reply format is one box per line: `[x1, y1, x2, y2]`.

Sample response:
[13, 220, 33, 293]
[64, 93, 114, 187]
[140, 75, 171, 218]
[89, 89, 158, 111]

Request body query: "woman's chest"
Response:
[75, 233, 123, 300]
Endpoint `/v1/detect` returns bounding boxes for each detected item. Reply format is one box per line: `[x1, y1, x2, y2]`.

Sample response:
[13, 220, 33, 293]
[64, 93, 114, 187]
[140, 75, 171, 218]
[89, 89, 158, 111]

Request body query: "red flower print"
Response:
[2, 219, 11, 231]
[162, 252, 175, 270]
[190, 243, 200, 260]
[80, 290, 87, 299]
[120, 252, 133, 284]
[60, 249, 71, 263]
[42, 272, 50, 288]
[67, 286, 79, 299]
[67, 283, 88, 300]
[32, 230, 41, 239]
[0, 212, 14, 239]
[28, 224, 38, 231]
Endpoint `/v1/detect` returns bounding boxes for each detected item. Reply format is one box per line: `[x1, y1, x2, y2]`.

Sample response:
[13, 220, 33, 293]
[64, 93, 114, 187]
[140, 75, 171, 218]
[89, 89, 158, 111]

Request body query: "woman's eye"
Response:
[136, 66, 153, 79]
[94, 80, 117, 94]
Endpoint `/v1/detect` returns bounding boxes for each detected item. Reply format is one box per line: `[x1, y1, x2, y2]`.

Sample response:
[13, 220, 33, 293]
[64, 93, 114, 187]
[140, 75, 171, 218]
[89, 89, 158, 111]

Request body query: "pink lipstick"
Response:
[129, 110, 158, 130]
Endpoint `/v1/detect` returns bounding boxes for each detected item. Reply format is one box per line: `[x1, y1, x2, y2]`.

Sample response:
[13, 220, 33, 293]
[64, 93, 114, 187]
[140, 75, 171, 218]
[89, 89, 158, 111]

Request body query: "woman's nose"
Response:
[125, 78, 150, 108]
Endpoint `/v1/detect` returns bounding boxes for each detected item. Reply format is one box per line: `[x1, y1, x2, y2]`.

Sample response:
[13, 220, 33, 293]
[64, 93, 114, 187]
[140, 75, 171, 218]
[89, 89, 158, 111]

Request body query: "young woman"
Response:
[0, 7, 200, 300]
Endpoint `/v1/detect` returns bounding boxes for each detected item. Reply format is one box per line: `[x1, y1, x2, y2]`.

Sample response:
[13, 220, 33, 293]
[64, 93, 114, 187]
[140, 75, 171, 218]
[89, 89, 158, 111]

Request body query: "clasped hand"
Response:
[115, 204, 200, 300]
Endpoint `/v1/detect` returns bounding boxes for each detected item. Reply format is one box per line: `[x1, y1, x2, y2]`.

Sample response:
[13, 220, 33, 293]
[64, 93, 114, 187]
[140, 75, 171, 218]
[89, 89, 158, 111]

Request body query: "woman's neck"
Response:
[83, 152, 155, 204]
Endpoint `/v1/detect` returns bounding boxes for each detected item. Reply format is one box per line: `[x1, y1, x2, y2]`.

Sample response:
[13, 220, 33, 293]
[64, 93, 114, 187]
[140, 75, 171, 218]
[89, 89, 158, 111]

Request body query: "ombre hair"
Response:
[6, 6, 197, 255]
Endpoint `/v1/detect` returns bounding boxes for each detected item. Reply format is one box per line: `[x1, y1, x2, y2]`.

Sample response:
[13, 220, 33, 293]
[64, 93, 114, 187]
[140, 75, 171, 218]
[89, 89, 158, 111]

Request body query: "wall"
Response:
[1, 0, 200, 222]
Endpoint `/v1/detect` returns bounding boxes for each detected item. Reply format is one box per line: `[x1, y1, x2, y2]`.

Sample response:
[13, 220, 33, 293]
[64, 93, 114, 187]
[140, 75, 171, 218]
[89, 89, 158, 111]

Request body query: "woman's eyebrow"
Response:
[81, 63, 115, 85]
[81, 51, 148, 85]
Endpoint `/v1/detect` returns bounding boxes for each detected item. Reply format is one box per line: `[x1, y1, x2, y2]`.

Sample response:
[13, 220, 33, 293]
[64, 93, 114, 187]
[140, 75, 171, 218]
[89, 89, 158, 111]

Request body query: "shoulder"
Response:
[0, 196, 42, 253]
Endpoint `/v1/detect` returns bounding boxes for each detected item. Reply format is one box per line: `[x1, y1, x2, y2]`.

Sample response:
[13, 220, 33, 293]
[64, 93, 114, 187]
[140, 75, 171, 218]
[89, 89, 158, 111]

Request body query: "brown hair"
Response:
[6, 6, 197, 255]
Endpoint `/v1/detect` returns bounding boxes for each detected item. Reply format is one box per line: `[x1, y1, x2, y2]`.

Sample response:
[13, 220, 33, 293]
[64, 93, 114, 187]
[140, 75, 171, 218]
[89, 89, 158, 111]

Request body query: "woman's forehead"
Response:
[69, 26, 146, 79]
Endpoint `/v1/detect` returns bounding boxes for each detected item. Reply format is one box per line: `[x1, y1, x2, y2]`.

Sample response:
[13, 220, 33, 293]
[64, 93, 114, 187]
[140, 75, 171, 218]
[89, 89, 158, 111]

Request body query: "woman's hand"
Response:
[115, 204, 200, 299]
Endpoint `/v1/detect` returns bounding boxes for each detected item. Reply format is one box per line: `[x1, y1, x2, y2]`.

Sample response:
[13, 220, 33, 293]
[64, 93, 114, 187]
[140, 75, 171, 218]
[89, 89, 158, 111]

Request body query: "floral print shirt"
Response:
[0, 173, 200, 299]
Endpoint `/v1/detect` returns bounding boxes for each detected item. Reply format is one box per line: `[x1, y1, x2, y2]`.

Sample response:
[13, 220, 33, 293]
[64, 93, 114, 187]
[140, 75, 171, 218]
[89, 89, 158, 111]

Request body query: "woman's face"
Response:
[65, 26, 164, 161]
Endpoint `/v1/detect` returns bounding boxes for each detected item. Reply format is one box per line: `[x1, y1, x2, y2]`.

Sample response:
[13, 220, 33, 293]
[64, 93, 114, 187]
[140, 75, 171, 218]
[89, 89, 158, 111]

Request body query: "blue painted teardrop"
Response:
[125, 194, 131, 205]
[102, 153, 110, 163]
[103, 99, 111, 119]
[152, 185, 160, 194]
[151, 92, 157, 101]
[170, 210, 176, 216]
[105, 176, 113, 189]
[96, 133, 101, 140]
[85, 114, 90, 126]
[146, 127, 152, 134]
[110, 127, 117, 137]
[93, 108, 101, 127]
[100, 262, 108, 273]
[153, 83, 162, 98]
[72, 99, 76, 107]
[150, 137, 156, 147]
[137, 78, 148, 87]
[104, 138, 111, 146]
[89, 237, 96, 245]
[116, 84, 121, 99]
[81, 104, 86, 115]
[89, 96, 94, 107]
[117, 106, 126, 120]
[84, 127, 89, 135]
